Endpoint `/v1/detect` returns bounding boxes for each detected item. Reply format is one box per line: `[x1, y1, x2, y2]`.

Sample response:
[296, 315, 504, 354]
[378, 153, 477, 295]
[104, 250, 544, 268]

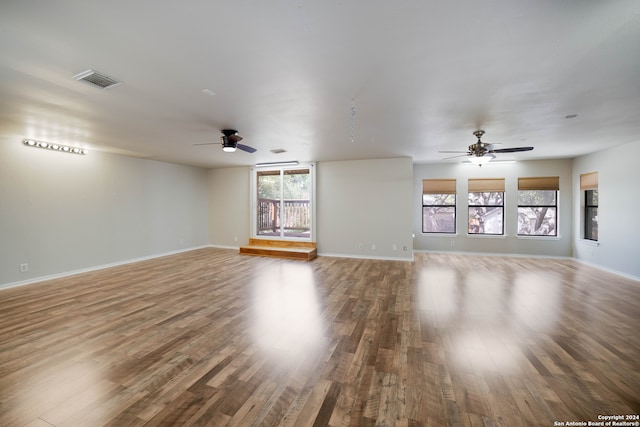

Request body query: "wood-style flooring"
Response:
[0, 248, 638, 426]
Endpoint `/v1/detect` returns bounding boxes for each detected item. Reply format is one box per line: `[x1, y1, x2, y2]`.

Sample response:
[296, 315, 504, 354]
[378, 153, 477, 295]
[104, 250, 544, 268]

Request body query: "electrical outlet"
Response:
[371, 244, 376, 250]
[358, 243, 364, 249]
[234, 236, 238, 242]
[451, 240, 456, 246]
[403, 246, 408, 251]
[20, 263, 28, 273]
[392, 244, 397, 251]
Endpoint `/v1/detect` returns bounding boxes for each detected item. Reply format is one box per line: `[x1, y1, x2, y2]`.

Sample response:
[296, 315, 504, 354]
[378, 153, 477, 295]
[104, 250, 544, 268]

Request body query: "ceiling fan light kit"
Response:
[468, 154, 495, 166]
[194, 129, 257, 153]
[440, 130, 533, 165]
[220, 129, 257, 153]
[221, 136, 237, 152]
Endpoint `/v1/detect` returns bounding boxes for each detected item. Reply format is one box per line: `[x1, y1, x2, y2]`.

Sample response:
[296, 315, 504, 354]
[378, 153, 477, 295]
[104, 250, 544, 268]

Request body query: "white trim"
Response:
[576, 238, 600, 247]
[209, 244, 240, 250]
[4, 246, 636, 293]
[573, 258, 639, 282]
[466, 234, 508, 239]
[250, 162, 316, 241]
[0, 245, 211, 291]
[412, 248, 571, 260]
[414, 248, 638, 282]
[516, 235, 562, 240]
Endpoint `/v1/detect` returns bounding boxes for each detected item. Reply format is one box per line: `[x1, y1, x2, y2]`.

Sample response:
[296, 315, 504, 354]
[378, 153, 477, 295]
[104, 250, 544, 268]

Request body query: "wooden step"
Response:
[239, 238, 317, 261]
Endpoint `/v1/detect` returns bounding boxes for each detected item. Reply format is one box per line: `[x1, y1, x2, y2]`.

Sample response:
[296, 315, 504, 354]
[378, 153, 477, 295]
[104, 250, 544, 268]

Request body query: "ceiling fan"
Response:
[193, 129, 257, 153]
[440, 130, 533, 165]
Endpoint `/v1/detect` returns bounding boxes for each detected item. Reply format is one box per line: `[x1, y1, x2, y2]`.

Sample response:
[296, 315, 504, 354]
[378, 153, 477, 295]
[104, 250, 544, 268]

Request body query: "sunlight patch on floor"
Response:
[250, 263, 325, 362]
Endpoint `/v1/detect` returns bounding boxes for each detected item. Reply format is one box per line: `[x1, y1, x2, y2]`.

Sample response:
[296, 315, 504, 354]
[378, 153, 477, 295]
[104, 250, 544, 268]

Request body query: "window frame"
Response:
[580, 172, 598, 242]
[585, 189, 598, 241]
[422, 193, 456, 234]
[516, 192, 558, 236]
[422, 179, 457, 234]
[251, 163, 316, 241]
[467, 178, 505, 236]
[467, 191, 505, 236]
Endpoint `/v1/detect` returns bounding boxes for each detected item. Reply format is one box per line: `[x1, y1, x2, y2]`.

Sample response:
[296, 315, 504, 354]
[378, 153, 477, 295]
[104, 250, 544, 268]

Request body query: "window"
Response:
[422, 179, 456, 233]
[517, 176, 559, 236]
[585, 190, 598, 241]
[468, 178, 504, 235]
[255, 166, 314, 239]
[581, 172, 598, 241]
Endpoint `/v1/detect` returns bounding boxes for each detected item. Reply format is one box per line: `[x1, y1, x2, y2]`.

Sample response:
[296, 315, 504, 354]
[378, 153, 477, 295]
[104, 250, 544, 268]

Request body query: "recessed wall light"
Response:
[23, 139, 88, 155]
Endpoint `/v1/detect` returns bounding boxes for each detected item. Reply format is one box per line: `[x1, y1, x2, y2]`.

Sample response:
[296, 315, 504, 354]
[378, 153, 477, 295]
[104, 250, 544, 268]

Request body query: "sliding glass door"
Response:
[254, 165, 314, 240]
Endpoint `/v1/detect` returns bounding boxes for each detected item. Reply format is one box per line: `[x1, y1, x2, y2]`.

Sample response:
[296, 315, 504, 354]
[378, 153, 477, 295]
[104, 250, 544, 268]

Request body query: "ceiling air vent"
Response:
[73, 69, 121, 89]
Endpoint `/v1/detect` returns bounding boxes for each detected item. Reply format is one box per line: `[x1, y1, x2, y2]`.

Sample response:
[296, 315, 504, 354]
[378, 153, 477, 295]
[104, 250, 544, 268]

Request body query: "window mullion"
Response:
[279, 169, 284, 237]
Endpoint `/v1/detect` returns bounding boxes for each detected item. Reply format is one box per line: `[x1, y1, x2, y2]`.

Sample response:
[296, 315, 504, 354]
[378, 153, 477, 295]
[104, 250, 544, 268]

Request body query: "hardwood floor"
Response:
[1, 248, 638, 426]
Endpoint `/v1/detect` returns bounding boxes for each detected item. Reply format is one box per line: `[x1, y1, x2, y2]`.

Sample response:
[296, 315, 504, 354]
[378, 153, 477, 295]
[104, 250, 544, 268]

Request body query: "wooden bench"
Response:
[239, 238, 317, 261]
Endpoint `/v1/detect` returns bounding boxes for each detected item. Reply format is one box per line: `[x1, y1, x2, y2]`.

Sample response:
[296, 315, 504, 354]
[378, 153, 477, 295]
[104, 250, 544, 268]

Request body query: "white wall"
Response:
[573, 140, 640, 279]
[5, 136, 635, 287]
[208, 167, 251, 247]
[207, 158, 415, 260]
[413, 159, 574, 257]
[316, 157, 414, 260]
[0, 138, 209, 287]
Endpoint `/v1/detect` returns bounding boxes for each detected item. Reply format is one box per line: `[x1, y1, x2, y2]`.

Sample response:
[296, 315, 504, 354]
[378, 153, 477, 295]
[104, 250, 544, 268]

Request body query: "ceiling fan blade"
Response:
[236, 143, 257, 153]
[228, 134, 243, 143]
[193, 142, 217, 146]
[439, 150, 470, 154]
[488, 146, 534, 153]
[442, 154, 470, 160]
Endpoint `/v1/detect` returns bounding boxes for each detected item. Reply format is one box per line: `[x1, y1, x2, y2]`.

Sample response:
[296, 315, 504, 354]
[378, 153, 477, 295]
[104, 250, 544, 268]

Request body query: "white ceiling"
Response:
[1, 1, 639, 168]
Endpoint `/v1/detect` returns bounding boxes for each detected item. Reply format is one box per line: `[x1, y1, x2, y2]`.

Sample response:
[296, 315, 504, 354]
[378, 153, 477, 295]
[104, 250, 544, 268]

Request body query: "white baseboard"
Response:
[413, 248, 572, 260]
[414, 249, 639, 282]
[573, 258, 640, 282]
[0, 245, 212, 291]
[317, 252, 414, 262]
[3, 246, 636, 291]
[208, 244, 240, 250]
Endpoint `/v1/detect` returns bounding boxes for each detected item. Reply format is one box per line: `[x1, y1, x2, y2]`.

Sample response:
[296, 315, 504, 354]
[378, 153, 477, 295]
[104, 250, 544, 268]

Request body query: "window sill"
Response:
[466, 234, 507, 239]
[422, 233, 459, 237]
[577, 239, 600, 247]
[516, 235, 562, 241]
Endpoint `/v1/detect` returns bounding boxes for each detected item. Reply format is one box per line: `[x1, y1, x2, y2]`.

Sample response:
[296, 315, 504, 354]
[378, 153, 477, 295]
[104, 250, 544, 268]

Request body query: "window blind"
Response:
[468, 178, 505, 193]
[284, 169, 309, 175]
[423, 179, 456, 194]
[580, 172, 598, 190]
[518, 176, 559, 191]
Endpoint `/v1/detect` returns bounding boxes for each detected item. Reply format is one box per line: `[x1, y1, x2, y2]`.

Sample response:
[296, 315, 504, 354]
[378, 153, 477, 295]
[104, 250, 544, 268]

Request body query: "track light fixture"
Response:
[23, 139, 88, 155]
[255, 161, 299, 167]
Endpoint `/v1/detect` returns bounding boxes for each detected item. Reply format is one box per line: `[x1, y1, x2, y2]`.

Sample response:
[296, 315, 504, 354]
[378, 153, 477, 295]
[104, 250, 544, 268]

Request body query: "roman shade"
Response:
[284, 169, 309, 175]
[518, 176, 559, 191]
[580, 172, 598, 190]
[423, 179, 456, 194]
[468, 178, 505, 193]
